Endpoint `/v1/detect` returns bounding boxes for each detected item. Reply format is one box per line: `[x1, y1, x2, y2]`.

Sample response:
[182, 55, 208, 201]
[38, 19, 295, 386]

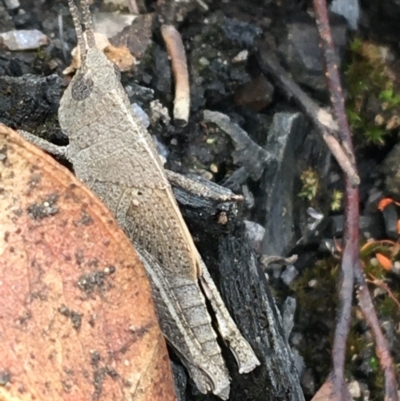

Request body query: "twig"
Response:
[126, 0, 139, 14]
[367, 274, 400, 310]
[312, 0, 399, 400]
[161, 24, 190, 125]
[256, 50, 359, 186]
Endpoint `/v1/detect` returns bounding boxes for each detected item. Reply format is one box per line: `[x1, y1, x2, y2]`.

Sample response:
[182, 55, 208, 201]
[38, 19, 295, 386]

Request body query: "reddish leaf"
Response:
[378, 197, 400, 211]
[378, 198, 394, 211]
[376, 253, 393, 271]
[0, 125, 176, 401]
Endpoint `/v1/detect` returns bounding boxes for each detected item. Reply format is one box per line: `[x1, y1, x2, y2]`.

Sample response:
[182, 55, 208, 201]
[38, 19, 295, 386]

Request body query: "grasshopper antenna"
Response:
[79, 0, 96, 49]
[68, 0, 87, 62]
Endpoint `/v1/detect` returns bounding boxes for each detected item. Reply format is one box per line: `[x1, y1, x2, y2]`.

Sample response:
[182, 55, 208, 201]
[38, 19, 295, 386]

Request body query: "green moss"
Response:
[298, 168, 319, 201]
[330, 189, 343, 211]
[345, 37, 400, 146]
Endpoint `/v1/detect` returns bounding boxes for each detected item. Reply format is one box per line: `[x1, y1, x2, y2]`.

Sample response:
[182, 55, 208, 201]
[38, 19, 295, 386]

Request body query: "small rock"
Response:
[131, 103, 150, 128]
[307, 207, 324, 231]
[278, 13, 348, 93]
[209, 163, 218, 173]
[244, 220, 265, 250]
[330, 0, 360, 30]
[0, 29, 49, 51]
[199, 57, 210, 66]
[301, 368, 315, 396]
[232, 50, 249, 63]
[308, 279, 317, 288]
[320, 238, 337, 256]
[152, 44, 172, 97]
[393, 261, 400, 275]
[234, 75, 274, 111]
[0, 2, 14, 32]
[381, 202, 399, 239]
[111, 14, 153, 60]
[290, 332, 303, 346]
[3, 0, 20, 10]
[382, 142, 400, 198]
[93, 12, 136, 38]
[359, 382, 371, 401]
[348, 380, 361, 398]
[203, 110, 270, 181]
[150, 99, 171, 125]
[222, 18, 262, 48]
[281, 265, 299, 286]
[364, 188, 384, 213]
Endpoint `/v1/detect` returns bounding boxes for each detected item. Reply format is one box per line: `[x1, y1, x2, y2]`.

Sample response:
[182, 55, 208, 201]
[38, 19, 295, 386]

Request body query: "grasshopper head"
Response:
[59, 1, 124, 135]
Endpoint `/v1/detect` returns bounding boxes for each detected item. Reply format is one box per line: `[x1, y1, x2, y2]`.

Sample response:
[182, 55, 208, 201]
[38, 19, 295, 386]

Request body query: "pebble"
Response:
[330, 0, 360, 30]
[244, 220, 265, 250]
[0, 29, 49, 51]
[3, 0, 19, 9]
[281, 265, 299, 286]
[131, 103, 150, 128]
[232, 50, 248, 63]
[308, 279, 317, 288]
[348, 380, 361, 398]
[93, 12, 136, 38]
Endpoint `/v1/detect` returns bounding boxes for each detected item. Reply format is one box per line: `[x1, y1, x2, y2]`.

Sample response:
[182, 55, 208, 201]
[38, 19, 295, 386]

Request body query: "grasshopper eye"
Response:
[71, 72, 94, 101]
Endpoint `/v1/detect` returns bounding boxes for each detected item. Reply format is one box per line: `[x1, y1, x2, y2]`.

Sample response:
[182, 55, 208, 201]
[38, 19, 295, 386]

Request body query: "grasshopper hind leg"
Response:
[136, 247, 231, 399]
[198, 258, 261, 373]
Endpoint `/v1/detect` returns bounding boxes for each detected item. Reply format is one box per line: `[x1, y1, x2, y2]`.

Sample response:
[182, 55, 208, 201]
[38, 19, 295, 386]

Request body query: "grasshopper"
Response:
[19, 1, 260, 398]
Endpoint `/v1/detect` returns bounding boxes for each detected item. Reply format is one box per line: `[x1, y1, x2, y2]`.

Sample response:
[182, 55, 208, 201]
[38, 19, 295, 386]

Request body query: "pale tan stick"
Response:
[161, 24, 190, 125]
[126, 0, 139, 14]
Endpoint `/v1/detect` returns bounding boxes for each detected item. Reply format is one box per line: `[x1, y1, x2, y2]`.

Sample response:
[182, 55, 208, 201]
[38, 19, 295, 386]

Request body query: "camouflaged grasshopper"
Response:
[19, 1, 260, 398]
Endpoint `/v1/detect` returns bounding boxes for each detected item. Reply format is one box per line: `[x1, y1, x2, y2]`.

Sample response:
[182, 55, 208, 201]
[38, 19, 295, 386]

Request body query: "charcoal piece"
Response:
[222, 18, 262, 48]
[216, 232, 304, 401]
[221, 167, 249, 192]
[171, 360, 188, 401]
[277, 12, 348, 94]
[203, 110, 270, 181]
[172, 176, 304, 401]
[260, 112, 330, 257]
[382, 142, 400, 198]
[380, 204, 399, 240]
[0, 74, 62, 138]
[171, 173, 242, 235]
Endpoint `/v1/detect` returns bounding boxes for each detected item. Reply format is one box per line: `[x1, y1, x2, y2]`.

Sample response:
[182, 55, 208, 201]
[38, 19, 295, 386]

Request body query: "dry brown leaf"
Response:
[0, 124, 176, 401]
[63, 32, 135, 75]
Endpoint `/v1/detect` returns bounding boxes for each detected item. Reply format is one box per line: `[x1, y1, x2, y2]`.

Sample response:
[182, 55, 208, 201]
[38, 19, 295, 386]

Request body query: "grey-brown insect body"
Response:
[24, 1, 260, 398]
[59, 44, 233, 396]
